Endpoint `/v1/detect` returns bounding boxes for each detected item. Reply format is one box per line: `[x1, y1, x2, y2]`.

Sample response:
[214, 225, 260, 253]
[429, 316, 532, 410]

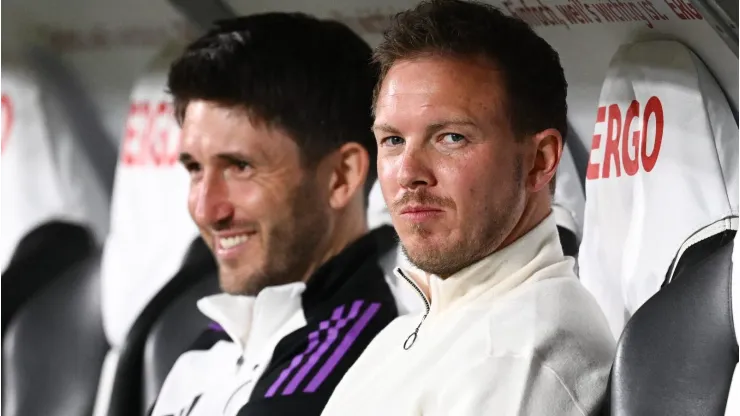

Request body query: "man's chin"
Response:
[402, 241, 468, 276]
[219, 282, 250, 296]
[218, 267, 261, 296]
[400, 232, 447, 253]
[402, 244, 438, 267]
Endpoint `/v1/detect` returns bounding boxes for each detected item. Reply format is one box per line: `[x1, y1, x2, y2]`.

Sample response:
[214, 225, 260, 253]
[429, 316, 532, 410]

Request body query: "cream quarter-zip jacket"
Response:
[322, 214, 616, 416]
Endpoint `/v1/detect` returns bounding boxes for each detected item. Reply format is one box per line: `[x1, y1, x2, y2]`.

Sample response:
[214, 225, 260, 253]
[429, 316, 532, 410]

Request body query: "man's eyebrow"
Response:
[371, 123, 402, 135]
[371, 118, 478, 137]
[216, 152, 250, 164]
[426, 118, 478, 132]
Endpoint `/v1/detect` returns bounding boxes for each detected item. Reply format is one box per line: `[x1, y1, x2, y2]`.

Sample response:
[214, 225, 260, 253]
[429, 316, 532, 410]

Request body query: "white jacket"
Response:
[322, 214, 616, 416]
[150, 227, 403, 416]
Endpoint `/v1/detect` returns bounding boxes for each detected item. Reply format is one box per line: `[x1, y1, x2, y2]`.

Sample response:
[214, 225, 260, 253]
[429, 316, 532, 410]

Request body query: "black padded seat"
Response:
[557, 225, 579, 258]
[142, 272, 220, 413]
[606, 230, 738, 416]
[2, 250, 108, 416]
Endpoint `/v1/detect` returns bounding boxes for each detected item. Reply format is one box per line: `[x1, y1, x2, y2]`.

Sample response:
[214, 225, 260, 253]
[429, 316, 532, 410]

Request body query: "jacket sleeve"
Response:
[238, 299, 398, 416]
[427, 355, 598, 416]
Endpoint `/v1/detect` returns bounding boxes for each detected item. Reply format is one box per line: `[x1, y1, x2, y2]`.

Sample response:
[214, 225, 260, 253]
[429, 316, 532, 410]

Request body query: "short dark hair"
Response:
[167, 13, 379, 198]
[373, 0, 568, 142]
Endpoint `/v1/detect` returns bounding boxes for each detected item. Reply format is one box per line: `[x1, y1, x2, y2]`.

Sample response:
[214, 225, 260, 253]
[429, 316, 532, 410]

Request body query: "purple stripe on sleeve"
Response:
[281, 300, 365, 395]
[303, 302, 381, 393]
[264, 305, 347, 398]
[208, 322, 224, 332]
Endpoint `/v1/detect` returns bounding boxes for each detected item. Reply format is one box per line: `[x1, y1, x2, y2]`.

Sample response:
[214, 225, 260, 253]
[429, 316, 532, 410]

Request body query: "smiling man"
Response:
[148, 13, 400, 416]
[322, 1, 615, 415]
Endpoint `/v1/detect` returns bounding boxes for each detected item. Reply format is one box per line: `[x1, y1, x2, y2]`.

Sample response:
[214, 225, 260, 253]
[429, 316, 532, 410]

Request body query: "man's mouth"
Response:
[398, 205, 445, 222]
[218, 234, 251, 250]
[213, 231, 257, 257]
[400, 205, 444, 214]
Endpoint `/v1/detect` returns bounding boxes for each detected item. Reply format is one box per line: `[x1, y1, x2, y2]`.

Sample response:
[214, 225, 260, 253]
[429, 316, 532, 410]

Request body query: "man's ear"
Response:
[326, 142, 370, 210]
[527, 128, 563, 193]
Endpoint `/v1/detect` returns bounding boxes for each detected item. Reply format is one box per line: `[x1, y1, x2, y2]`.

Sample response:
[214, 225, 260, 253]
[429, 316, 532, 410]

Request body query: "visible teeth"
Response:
[219, 234, 249, 249]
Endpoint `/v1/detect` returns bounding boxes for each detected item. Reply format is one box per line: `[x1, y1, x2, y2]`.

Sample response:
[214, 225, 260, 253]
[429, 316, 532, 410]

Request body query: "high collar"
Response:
[395, 213, 570, 314]
[198, 225, 398, 348]
[300, 225, 397, 312]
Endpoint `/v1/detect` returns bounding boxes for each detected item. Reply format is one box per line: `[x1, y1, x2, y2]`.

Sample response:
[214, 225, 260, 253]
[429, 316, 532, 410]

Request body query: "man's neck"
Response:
[499, 192, 552, 251]
[301, 216, 369, 284]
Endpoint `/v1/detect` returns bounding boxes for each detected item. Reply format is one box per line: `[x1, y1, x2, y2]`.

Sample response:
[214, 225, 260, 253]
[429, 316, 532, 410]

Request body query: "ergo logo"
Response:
[1, 94, 14, 154]
[121, 100, 181, 167]
[587, 96, 664, 180]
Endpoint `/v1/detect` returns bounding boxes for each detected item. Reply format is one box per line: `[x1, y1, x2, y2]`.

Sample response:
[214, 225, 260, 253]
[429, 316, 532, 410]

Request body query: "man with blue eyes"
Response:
[321, 1, 615, 415]
[148, 13, 403, 416]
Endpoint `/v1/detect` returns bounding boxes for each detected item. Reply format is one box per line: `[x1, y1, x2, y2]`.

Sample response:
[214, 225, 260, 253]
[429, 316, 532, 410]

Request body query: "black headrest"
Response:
[609, 230, 738, 415]
[2, 221, 95, 334]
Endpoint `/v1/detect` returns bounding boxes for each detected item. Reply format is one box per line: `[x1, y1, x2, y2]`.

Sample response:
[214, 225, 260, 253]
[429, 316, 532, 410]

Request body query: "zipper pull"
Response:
[404, 331, 418, 350]
[397, 268, 431, 350]
[403, 309, 428, 350]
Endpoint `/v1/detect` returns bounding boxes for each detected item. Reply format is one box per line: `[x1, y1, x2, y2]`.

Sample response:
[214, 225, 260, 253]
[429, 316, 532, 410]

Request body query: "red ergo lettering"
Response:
[587, 96, 664, 180]
[1, 94, 14, 155]
[121, 100, 181, 167]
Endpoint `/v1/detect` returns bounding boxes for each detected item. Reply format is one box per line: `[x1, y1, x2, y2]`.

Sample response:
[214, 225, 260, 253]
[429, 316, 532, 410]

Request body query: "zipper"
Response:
[396, 268, 431, 350]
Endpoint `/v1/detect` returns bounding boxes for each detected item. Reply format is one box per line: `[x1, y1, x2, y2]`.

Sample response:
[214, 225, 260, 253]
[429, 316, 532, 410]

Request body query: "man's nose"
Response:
[397, 145, 436, 190]
[191, 171, 234, 228]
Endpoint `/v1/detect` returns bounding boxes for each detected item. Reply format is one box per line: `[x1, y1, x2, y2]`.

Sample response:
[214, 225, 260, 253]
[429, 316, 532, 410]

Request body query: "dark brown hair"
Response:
[373, 0, 568, 142]
[167, 13, 379, 198]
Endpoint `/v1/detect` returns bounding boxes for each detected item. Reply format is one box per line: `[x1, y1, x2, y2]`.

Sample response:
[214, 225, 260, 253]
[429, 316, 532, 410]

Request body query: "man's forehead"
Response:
[374, 88, 493, 134]
[381, 55, 503, 91]
[179, 119, 248, 154]
[376, 58, 503, 119]
[179, 104, 295, 161]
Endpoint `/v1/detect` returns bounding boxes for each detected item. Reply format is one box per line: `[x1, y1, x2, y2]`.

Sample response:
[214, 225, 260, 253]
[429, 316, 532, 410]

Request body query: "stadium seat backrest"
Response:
[552, 142, 586, 258]
[100, 40, 200, 349]
[578, 40, 739, 338]
[608, 228, 736, 415]
[726, 232, 740, 415]
[1, 53, 109, 272]
[2, 47, 111, 416]
[1, 50, 111, 332]
[366, 179, 391, 230]
[3, 252, 108, 416]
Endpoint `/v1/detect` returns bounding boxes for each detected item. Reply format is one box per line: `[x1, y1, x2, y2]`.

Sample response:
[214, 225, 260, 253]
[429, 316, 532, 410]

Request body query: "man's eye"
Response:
[233, 160, 250, 171]
[441, 133, 466, 144]
[184, 162, 201, 173]
[382, 136, 405, 147]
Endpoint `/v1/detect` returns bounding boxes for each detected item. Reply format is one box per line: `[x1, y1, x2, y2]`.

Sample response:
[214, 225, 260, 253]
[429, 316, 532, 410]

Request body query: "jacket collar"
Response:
[198, 225, 397, 348]
[395, 213, 570, 314]
[301, 225, 396, 314]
